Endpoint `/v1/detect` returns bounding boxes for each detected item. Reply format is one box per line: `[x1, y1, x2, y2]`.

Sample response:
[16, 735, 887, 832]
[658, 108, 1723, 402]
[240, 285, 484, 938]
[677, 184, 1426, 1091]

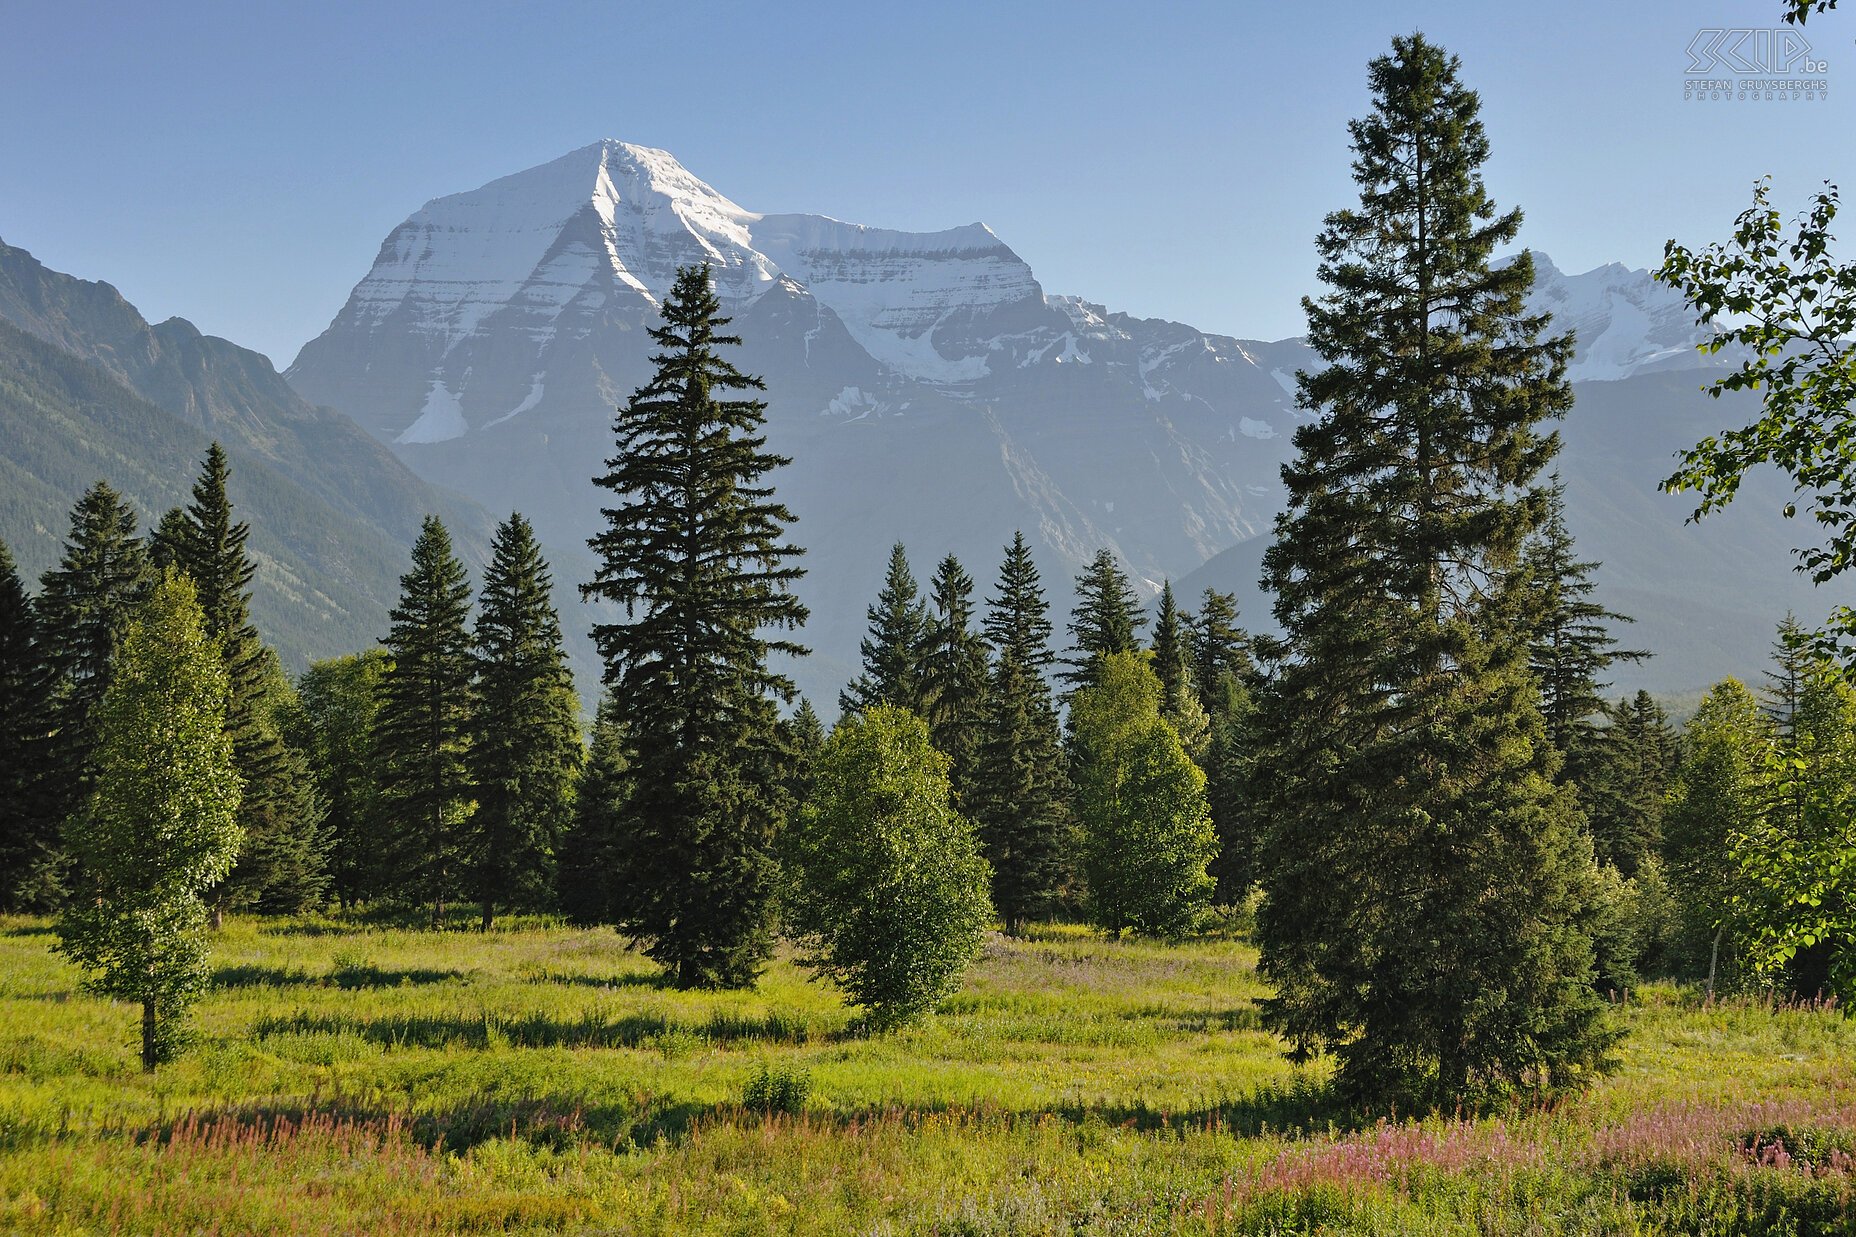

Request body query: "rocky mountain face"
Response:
[288, 139, 1787, 702]
[0, 239, 496, 671]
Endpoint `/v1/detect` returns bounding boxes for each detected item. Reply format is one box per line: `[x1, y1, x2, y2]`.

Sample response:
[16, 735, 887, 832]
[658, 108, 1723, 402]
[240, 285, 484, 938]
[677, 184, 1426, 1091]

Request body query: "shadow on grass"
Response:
[526, 969, 671, 991]
[141, 1091, 711, 1155]
[131, 1074, 1361, 1161]
[212, 963, 469, 991]
[251, 1006, 841, 1051]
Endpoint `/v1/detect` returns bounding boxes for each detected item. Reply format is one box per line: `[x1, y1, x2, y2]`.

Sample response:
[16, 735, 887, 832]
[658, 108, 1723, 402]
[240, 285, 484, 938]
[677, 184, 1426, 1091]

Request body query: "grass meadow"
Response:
[1, 914, 1853, 1234]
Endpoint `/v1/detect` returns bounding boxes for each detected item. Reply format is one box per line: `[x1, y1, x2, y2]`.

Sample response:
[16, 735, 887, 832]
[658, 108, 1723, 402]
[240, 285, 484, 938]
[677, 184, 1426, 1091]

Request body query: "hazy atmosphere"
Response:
[3, 4, 1856, 1234]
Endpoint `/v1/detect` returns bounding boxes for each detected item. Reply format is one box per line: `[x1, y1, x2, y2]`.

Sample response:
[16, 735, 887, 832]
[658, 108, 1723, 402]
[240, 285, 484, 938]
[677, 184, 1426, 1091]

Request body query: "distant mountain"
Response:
[0, 238, 498, 672]
[285, 139, 1784, 703]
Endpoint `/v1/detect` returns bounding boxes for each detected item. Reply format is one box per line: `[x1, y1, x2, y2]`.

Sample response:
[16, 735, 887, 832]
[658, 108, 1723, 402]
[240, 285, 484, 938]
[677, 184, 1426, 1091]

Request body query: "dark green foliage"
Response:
[146, 506, 188, 572]
[1151, 582, 1210, 759]
[839, 543, 928, 718]
[968, 532, 1070, 932]
[582, 265, 807, 989]
[1189, 589, 1255, 712]
[1203, 671, 1261, 905]
[1069, 653, 1216, 939]
[36, 480, 153, 867]
[166, 445, 324, 917]
[1584, 692, 1677, 877]
[288, 651, 388, 907]
[785, 706, 992, 1030]
[1763, 614, 1814, 738]
[781, 697, 828, 808]
[470, 514, 582, 930]
[229, 653, 331, 915]
[1252, 35, 1612, 1108]
[1061, 548, 1146, 694]
[0, 541, 59, 911]
[917, 554, 990, 810]
[375, 517, 475, 928]
[555, 701, 627, 927]
[56, 570, 240, 1069]
[1524, 476, 1642, 799]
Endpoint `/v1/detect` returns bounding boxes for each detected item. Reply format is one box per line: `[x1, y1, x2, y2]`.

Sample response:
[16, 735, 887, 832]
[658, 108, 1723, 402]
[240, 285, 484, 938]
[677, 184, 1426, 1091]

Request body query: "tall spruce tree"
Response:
[0, 541, 59, 911]
[1253, 35, 1612, 1107]
[1762, 614, 1814, 738]
[1524, 475, 1642, 790]
[375, 516, 475, 927]
[1151, 581, 1210, 759]
[917, 553, 991, 809]
[968, 532, 1070, 931]
[840, 543, 929, 717]
[166, 445, 324, 919]
[1061, 548, 1146, 693]
[37, 481, 153, 866]
[470, 513, 582, 929]
[1189, 589, 1256, 711]
[582, 264, 807, 988]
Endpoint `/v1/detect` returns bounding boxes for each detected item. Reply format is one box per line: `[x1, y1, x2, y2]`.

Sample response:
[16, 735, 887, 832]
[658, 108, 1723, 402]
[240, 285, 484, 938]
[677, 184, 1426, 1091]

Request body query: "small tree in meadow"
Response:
[1070, 651, 1217, 939]
[784, 706, 992, 1030]
[56, 570, 241, 1070]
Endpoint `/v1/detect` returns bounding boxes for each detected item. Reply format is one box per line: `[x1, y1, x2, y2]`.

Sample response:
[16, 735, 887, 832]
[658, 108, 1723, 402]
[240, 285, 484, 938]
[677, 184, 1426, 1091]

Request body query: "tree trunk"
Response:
[1707, 926, 1724, 1001]
[141, 998, 157, 1072]
[480, 897, 494, 933]
[210, 900, 223, 931]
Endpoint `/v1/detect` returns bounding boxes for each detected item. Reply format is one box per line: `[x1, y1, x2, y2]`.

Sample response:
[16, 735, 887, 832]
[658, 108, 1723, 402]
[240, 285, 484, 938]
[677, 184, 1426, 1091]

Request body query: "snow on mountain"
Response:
[1521, 253, 1711, 383]
[286, 140, 1729, 705]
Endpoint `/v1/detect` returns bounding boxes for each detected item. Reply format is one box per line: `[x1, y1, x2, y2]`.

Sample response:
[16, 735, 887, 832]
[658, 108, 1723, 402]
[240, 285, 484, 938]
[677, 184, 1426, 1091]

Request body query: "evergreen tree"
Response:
[840, 543, 929, 717]
[37, 481, 153, 862]
[1252, 35, 1611, 1108]
[556, 701, 627, 926]
[1524, 475, 1641, 789]
[289, 651, 389, 907]
[1151, 581, 1210, 759]
[1203, 671, 1261, 904]
[1762, 613, 1814, 738]
[1189, 588, 1255, 712]
[783, 697, 828, 808]
[55, 570, 241, 1069]
[1070, 652, 1217, 939]
[1585, 691, 1676, 876]
[166, 445, 322, 919]
[375, 516, 475, 927]
[0, 541, 59, 911]
[231, 653, 331, 915]
[785, 706, 993, 1030]
[968, 532, 1070, 931]
[1061, 548, 1146, 693]
[917, 553, 991, 808]
[470, 514, 582, 929]
[147, 506, 189, 572]
[582, 264, 807, 988]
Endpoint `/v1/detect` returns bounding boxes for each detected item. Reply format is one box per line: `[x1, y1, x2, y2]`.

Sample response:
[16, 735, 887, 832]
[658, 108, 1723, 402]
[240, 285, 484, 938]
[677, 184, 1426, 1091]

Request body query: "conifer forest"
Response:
[3, 15, 1856, 1235]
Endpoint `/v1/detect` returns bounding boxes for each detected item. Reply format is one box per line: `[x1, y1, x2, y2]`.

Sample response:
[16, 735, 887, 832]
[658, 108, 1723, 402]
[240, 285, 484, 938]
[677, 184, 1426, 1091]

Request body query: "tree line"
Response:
[4, 29, 1851, 1104]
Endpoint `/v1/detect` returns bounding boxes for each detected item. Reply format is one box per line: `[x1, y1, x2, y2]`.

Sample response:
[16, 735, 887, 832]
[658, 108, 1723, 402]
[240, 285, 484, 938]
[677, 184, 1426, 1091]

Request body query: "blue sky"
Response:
[2, 0, 1851, 364]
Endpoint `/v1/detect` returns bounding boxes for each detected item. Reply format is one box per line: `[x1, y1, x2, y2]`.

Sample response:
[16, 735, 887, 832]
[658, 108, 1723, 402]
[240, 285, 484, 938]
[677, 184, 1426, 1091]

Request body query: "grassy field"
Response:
[1, 914, 1853, 1234]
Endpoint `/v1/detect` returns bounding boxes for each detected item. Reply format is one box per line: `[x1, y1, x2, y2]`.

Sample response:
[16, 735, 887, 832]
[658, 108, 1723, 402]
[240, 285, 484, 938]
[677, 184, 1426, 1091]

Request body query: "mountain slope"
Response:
[286, 139, 1773, 702]
[0, 240, 505, 671]
[1177, 370, 1835, 695]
